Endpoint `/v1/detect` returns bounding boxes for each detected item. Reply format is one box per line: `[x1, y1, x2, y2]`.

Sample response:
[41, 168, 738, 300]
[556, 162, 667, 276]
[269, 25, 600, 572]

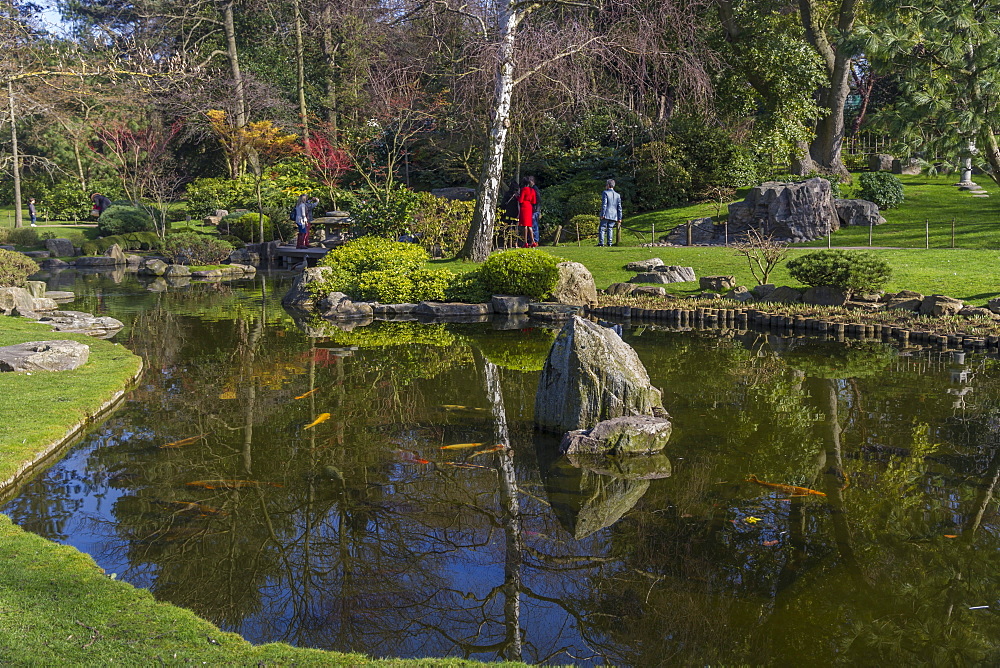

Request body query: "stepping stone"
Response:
[971, 193, 990, 198]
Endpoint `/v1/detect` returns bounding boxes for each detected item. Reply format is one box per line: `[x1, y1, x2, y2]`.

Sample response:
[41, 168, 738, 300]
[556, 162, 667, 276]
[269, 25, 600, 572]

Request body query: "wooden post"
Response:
[952, 218, 956, 248]
[686, 220, 693, 246]
[651, 222, 655, 244]
[553, 225, 562, 246]
[724, 220, 728, 246]
[615, 222, 621, 246]
[925, 218, 929, 249]
[576, 219, 580, 246]
[827, 229, 831, 248]
[868, 222, 873, 246]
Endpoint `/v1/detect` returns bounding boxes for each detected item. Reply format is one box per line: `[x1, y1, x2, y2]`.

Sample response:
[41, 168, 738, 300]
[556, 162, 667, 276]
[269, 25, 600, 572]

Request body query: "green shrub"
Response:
[0, 249, 38, 287]
[857, 172, 904, 209]
[633, 141, 691, 210]
[478, 248, 562, 300]
[80, 241, 99, 256]
[410, 192, 474, 256]
[98, 205, 154, 235]
[787, 250, 892, 293]
[565, 192, 601, 220]
[224, 212, 282, 243]
[444, 271, 492, 304]
[0, 227, 40, 247]
[163, 232, 234, 265]
[566, 214, 599, 239]
[93, 232, 162, 252]
[184, 177, 255, 219]
[315, 236, 452, 303]
[350, 185, 421, 239]
[44, 181, 91, 221]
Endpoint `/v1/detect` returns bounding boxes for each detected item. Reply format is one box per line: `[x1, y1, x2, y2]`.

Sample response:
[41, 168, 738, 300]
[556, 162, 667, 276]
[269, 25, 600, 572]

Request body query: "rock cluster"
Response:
[727, 178, 839, 243]
[0, 340, 90, 373]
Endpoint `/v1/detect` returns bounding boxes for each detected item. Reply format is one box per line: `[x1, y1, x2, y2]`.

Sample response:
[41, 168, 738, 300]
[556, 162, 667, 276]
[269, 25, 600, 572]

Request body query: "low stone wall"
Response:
[588, 304, 998, 352]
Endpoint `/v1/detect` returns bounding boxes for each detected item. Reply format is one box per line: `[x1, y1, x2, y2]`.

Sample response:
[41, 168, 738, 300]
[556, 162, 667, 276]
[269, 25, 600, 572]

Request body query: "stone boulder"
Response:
[282, 266, 333, 309]
[624, 258, 664, 272]
[605, 282, 635, 296]
[24, 281, 46, 298]
[44, 238, 76, 257]
[105, 243, 127, 264]
[0, 287, 36, 316]
[959, 306, 997, 319]
[430, 186, 477, 201]
[727, 178, 839, 242]
[317, 292, 374, 319]
[630, 266, 695, 284]
[760, 286, 802, 304]
[163, 264, 191, 277]
[229, 248, 260, 266]
[724, 287, 754, 303]
[535, 316, 664, 433]
[414, 302, 492, 317]
[869, 154, 894, 172]
[372, 303, 418, 316]
[633, 286, 669, 298]
[0, 340, 90, 372]
[22, 250, 50, 259]
[126, 254, 142, 268]
[699, 276, 736, 292]
[45, 291, 75, 302]
[39, 258, 70, 270]
[31, 297, 59, 312]
[36, 311, 124, 338]
[892, 158, 921, 175]
[75, 256, 119, 268]
[559, 415, 672, 456]
[565, 453, 672, 480]
[551, 261, 598, 306]
[751, 283, 776, 299]
[920, 295, 964, 316]
[491, 295, 530, 314]
[528, 303, 584, 321]
[987, 297, 1000, 315]
[835, 199, 885, 227]
[802, 285, 850, 306]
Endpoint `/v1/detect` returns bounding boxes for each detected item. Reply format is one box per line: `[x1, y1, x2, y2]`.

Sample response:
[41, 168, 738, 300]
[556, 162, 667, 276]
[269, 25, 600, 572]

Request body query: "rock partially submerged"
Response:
[560, 415, 672, 455]
[0, 340, 90, 373]
[551, 261, 598, 307]
[35, 311, 124, 339]
[535, 316, 664, 433]
[282, 266, 332, 309]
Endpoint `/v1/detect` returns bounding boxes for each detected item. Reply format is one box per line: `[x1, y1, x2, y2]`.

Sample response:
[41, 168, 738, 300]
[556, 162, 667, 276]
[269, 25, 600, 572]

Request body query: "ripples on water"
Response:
[7, 269, 1000, 665]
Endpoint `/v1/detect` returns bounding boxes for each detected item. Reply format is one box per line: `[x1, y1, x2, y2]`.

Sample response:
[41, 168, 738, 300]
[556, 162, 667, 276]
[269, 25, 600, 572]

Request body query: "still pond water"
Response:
[7, 270, 1000, 665]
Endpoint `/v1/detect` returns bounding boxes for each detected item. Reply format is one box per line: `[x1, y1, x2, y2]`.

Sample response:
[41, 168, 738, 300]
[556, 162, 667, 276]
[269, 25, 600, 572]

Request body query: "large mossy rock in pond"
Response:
[317, 292, 374, 320]
[560, 415, 672, 455]
[0, 340, 90, 372]
[539, 452, 670, 539]
[139, 258, 168, 276]
[550, 261, 598, 307]
[536, 316, 664, 432]
[727, 177, 839, 242]
[282, 266, 332, 309]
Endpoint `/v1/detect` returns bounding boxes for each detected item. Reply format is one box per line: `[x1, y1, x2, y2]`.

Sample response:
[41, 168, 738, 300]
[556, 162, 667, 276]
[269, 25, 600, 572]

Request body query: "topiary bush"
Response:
[315, 236, 454, 303]
[787, 249, 892, 293]
[857, 172, 904, 209]
[477, 248, 562, 300]
[443, 271, 493, 304]
[566, 214, 599, 239]
[163, 232, 234, 265]
[98, 205, 154, 235]
[350, 185, 421, 239]
[0, 248, 38, 287]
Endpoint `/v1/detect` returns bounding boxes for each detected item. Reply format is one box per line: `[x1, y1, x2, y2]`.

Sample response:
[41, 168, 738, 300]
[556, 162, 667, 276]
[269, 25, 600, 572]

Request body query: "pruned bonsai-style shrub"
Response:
[787, 249, 892, 294]
[0, 249, 38, 287]
[97, 205, 155, 235]
[163, 232, 234, 265]
[477, 248, 562, 300]
[857, 172, 904, 209]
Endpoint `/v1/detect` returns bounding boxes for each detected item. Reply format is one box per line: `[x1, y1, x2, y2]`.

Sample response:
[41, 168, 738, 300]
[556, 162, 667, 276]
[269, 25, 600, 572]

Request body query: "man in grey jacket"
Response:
[598, 179, 622, 247]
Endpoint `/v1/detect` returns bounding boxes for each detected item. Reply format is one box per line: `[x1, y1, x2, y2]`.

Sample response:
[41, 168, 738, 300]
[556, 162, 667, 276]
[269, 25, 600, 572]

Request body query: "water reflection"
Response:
[8, 271, 1000, 664]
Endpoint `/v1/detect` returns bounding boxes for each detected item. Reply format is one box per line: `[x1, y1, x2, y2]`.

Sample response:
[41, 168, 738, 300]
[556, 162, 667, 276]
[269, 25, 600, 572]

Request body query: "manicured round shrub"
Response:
[163, 232, 234, 265]
[444, 271, 492, 304]
[478, 248, 561, 300]
[0, 249, 38, 287]
[787, 249, 892, 294]
[98, 205, 154, 235]
[567, 214, 599, 239]
[565, 192, 601, 220]
[857, 172, 904, 209]
[320, 236, 428, 275]
[45, 181, 91, 221]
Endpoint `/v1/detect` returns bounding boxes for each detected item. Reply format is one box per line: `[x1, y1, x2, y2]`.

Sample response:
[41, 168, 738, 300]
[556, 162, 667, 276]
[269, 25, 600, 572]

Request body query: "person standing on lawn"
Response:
[529, 175, 541, 246]
[518, 176, 537, 247]
[598, 179, 622, 247]
[28, 198, 37, 226]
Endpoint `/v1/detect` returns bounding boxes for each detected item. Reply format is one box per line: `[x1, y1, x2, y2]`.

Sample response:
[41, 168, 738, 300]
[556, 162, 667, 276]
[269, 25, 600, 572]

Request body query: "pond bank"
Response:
[0, 315, 512, 664]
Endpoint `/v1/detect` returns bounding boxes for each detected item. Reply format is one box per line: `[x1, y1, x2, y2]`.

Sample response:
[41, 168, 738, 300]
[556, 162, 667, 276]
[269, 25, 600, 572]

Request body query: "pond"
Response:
[7, 269, 1000, 665]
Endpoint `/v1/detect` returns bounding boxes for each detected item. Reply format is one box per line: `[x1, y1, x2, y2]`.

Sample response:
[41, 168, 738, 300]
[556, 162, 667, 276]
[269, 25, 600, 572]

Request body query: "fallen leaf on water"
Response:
[295, 388, 319, 400]
[160, 435, 204, 449]
[440, 442, 485, 450]
[303, 413, 331, 430]
[745, 516, 762, 524]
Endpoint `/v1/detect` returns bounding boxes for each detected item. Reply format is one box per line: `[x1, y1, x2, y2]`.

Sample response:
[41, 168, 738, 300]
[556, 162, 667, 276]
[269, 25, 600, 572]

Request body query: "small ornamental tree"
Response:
[787, 249, 892, 293]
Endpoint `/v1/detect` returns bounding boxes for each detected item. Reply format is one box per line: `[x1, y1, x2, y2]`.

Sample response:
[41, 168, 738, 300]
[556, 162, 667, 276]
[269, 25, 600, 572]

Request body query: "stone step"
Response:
[971, 193, 990, 198]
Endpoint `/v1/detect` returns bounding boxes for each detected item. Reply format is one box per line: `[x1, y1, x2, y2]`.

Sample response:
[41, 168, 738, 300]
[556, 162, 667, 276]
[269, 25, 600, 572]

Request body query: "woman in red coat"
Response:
[517, 176, 537, 247]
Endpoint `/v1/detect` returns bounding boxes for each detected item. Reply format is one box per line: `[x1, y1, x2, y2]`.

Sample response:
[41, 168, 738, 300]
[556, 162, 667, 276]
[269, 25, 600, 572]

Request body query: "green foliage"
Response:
[0, 249, 38, 287]
[315, 236, 452, 303]
[43, 182, 91, 221]
[478, 248, 562, 300]
[443, 270, 493, 304]
[223, 212, 291, 243]
[98, 205, 154, 235]
[350, 185, 421, 239]
[787, 249, 892, 293]
[0, 227, 40, 247]
[184, 177, 255, 219]
[567, 214, 600, 239]
[632, 141, 691, 210]
[163, 232, 234, 265]
[85, 232, 163, 254]
[566, 192, 602, 219]
[858, 172, 904, 209]
[410, 192, 474, 256]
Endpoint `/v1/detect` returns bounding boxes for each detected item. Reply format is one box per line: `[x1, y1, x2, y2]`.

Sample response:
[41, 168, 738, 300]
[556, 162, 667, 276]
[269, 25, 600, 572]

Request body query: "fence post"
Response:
[952, 218, 955, 248]
[651, 222, 655, 244]
[553, 225, 563, 246]
[686, 220, 693, 246]
[827, 229, 831, 248]
[725, 220, 729, 246]
[869, 222, 873, 247]
[925, 219, 929, 249]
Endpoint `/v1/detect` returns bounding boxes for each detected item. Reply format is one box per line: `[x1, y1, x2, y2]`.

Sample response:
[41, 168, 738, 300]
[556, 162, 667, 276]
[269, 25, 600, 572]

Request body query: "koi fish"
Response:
[746, 475, 826, 497]
[439, 405, 489, 413]
[443, 462, 488, 470]
[295, 388, 319, 400]
[395, 449, 431, 465]
[471, 445, 505, 457]
[303, 413, 331, 430]
[160, 435, 204, 449]
[186, 479, 283, 490]
[440, 442, 486, 450]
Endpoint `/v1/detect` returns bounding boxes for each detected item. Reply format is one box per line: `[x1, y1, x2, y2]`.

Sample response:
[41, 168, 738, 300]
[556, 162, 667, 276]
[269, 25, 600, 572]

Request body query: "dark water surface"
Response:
[8, 269, 1000, 665]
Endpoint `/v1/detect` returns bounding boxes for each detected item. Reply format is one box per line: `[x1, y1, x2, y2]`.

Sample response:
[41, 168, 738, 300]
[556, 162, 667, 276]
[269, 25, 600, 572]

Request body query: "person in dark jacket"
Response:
[28, 198, 37, 227]
[90, 193, 112, 217]
[598, 179, 622, 247]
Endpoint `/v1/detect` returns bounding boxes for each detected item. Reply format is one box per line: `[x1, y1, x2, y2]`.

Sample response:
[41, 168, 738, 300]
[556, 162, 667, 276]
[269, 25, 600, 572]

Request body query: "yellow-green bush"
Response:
[0, 249, 38, 287]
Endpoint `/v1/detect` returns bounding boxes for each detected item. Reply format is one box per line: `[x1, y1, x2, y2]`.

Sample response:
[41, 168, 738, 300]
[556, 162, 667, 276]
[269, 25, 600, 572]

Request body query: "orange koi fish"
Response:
[295, 388, 319, 400]
[186, 479, 283, 490]
[746, 475, 826, 497]
[471, 445, 505, 457]
[160, 435, 204, 449]
[303, 413, 331, 430]
[443, 462, 489, 470]
[395, 449, 432, 465]
[440, 442, 485, 450]
[439, 405, 489, 413]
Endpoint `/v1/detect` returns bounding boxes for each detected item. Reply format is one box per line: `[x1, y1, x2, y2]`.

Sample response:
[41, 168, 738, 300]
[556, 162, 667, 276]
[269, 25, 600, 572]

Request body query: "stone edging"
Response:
[0, 359, 144, 498]
[589, 305, 998, 352]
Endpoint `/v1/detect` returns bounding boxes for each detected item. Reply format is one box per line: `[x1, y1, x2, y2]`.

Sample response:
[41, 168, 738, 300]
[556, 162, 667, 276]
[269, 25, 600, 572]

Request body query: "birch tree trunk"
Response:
[7, 81, 23, 229]
[459, 3, 519, 262]
[294, 0, 309, 149]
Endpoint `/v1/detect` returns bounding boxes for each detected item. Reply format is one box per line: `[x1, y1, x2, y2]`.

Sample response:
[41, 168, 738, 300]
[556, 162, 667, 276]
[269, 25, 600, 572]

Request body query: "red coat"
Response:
[518, 187, 536, 227]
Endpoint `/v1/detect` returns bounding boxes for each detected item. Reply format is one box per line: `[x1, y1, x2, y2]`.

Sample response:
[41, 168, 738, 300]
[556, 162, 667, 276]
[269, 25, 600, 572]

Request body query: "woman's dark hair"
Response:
[520, 176, 531, 187]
